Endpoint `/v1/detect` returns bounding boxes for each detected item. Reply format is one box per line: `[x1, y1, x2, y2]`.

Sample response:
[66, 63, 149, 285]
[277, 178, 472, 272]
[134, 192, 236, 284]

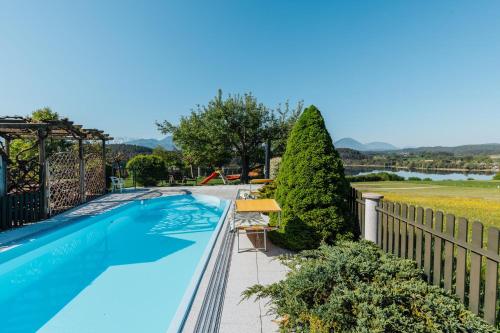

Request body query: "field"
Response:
[352, 180, 500, 229]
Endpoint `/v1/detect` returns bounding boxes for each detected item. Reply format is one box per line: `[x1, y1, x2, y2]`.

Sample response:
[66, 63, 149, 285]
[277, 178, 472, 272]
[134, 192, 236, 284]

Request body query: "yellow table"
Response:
[233, 199, 281, 252]
[235, 199, 281, 213]
[249, 178, 274, 192]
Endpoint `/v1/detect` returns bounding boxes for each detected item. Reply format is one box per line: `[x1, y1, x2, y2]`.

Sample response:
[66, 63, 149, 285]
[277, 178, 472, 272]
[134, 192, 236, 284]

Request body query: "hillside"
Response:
[335, 138, 398, 151]
[399, 143, 500, 155]
[125, 136, 176, 150]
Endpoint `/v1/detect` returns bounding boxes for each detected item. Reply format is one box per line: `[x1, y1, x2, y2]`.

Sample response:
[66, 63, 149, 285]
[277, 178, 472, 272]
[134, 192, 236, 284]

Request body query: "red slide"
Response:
[200, 171, 219, 185]
[226, 174, 240, 181]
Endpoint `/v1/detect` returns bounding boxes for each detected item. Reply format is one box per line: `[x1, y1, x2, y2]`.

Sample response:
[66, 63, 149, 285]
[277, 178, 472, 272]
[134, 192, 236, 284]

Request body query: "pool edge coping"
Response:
[167, 197, 231, 333]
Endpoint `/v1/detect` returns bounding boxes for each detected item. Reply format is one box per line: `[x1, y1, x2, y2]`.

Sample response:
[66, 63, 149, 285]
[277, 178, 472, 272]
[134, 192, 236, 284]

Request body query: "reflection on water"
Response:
[345, 166, 495, 181]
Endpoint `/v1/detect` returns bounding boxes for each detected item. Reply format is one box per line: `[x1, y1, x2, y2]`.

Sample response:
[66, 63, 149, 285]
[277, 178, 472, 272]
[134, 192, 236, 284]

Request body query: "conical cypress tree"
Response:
[270, 105, 355, 250]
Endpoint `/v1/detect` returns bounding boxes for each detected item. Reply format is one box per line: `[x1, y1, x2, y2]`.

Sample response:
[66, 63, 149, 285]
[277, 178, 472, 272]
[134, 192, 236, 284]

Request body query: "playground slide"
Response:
[201, 169, 261, 185]
[200, 171, 219, 185]
[226, 174, 240, 181]
[226, 171, 259, 181]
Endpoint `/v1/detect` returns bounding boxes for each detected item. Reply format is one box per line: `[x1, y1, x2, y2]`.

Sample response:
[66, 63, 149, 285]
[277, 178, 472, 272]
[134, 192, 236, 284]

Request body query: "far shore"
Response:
[344, 164, 498, 174]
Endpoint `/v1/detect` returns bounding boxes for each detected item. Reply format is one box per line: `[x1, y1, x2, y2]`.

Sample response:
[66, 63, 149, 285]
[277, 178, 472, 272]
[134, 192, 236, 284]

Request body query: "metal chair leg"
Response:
[264, 229, 267, 252]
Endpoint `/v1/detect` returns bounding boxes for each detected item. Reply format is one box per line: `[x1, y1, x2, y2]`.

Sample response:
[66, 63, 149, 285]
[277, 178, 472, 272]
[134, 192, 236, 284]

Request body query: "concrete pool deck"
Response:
[158, 185, 288, 333]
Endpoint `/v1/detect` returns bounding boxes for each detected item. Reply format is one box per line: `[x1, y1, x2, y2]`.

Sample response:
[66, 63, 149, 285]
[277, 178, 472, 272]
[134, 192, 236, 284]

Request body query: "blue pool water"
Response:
[0, 194, 228, 333]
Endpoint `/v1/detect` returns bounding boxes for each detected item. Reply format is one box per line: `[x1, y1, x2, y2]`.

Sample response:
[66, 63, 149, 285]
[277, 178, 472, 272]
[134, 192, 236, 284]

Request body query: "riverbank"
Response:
[345, 164, 497, 173]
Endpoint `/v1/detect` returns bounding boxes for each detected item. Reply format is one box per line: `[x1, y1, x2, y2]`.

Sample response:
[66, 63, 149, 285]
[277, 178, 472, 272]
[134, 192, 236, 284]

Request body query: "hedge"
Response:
[126, 154, 167, 186]
[270, 105, 355, 250]
[243, 241, 496, 333]
[347, 172, 405, 182]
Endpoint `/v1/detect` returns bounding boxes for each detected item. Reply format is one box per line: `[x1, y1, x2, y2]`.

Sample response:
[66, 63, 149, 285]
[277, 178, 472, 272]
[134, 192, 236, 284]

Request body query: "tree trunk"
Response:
[241, 155, 250, 184]
[190, 164, 194, 178]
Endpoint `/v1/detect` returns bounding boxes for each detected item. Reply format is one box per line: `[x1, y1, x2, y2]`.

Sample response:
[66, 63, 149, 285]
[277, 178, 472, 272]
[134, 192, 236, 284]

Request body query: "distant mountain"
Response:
[125, 136, 176, 150]
[335, 138, 398, 151]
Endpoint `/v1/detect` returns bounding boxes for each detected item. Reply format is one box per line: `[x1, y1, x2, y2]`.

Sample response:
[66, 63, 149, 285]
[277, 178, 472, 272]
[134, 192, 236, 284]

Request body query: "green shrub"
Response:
[347, 172, 404, 182]
[256, 182, 277, 199]
[423, 177, 433, 181]
[270, 105, 355, 250]
[493, 172, 500, 180]
[408, 176, 422, 181]
[126, 154, 167, 186]
[243, 241, 496, 333]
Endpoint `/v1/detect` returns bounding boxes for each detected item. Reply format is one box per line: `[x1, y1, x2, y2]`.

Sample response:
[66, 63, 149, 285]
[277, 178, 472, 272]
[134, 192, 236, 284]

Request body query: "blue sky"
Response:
[1, 1, 499, 147]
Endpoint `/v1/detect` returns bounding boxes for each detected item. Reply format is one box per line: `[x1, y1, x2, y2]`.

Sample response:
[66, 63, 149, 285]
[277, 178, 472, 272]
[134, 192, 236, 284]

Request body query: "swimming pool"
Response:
[0, 194, 229, 333]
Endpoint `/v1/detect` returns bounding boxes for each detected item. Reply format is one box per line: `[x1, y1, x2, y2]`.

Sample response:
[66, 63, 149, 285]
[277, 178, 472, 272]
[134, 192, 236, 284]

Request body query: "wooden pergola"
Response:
[0, 116, 113, 217]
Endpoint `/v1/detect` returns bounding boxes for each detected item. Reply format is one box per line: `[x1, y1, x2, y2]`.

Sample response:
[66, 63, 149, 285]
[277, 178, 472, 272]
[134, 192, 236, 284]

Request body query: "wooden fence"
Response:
[349, 187, 500, 327]
[0, 191, 43, 230]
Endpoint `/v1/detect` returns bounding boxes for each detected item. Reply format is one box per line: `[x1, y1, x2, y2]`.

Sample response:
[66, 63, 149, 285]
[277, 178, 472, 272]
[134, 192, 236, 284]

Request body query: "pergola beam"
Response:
[0, 117, 112, 141]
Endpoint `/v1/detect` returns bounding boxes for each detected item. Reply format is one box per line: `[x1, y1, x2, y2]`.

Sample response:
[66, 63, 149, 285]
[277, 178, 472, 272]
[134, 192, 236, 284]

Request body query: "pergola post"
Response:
[38, 129, 48, 218]
[0, 155, 5, 197]
[5, 138, 10, 158]
[102, 139, 107, 193]
[2, 138, 10, 196]
[79, 139, 86, 203]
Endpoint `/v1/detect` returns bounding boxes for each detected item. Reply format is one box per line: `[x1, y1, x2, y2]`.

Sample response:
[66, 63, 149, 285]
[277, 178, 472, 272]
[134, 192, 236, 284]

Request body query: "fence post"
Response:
[362, 193, 383, 243]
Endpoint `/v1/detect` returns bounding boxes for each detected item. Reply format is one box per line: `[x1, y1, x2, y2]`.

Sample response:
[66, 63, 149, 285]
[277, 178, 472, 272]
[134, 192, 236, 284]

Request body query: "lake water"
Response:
[345, 166, 495, 181]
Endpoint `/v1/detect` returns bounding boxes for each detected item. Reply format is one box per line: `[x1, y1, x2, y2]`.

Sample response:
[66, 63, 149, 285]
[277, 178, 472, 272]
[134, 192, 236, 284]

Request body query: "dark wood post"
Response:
[4, 138, 10, 193]
[264, 139, 271, 179]
[79, 139, 85, 203]
[102, 139, 106, 194]
[38, 129, 48, 218]
[0, 154, 5, 197]
[5, 138, 10, 159]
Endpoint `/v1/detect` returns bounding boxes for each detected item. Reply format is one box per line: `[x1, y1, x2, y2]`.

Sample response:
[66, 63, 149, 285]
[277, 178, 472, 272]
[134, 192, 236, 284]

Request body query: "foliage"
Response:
[269, 157, 281, 179]
[342, 149, 496, 171]
[347, 172, 405, 182]
[107, 144, 153, 178]
[270, 101, 303, 156]
[494, 172, 500, 180]
[152, 146, 183, 169]
[108, 144, 152, 158]
[157, 104, 231, 169]
[256, 181, 277, 199]
[270, 105, 355, 250]
[125, 154, 167, 186]
[4, 107, 72, 192]
[337, 147, 367, 160]
[243, 241, 496, 333]
[157, 90, 302, 183]
[8, 107, 71, 162]
[408, 176, 422, 181]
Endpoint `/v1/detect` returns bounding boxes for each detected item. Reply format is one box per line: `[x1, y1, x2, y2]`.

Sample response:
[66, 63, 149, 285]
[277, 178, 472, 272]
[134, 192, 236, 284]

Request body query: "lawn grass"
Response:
[352, 180, 500, 229]
[116, 175, 237, 188]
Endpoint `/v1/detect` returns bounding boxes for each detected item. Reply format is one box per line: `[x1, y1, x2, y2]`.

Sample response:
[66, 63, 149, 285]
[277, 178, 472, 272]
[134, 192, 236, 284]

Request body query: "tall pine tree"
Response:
[271, 105, 355, 250]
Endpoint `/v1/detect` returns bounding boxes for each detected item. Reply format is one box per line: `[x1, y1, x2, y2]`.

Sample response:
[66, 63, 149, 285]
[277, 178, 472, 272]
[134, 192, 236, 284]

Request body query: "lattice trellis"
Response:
[47, 151, 81, 215]
[0, 139, 41, 193]
[85, 153, 105, 200]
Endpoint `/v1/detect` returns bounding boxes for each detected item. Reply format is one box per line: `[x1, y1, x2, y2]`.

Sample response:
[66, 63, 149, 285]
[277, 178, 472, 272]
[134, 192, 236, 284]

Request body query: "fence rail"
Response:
[349, 187, 500, 327]
[0, 191, 42, 230]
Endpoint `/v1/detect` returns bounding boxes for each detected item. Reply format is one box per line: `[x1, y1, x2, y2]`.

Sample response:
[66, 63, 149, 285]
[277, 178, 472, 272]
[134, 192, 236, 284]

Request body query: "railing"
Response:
[349, 187, 500, 327]
[349, 187, 365, 238]
[0, 191, 43, 230]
